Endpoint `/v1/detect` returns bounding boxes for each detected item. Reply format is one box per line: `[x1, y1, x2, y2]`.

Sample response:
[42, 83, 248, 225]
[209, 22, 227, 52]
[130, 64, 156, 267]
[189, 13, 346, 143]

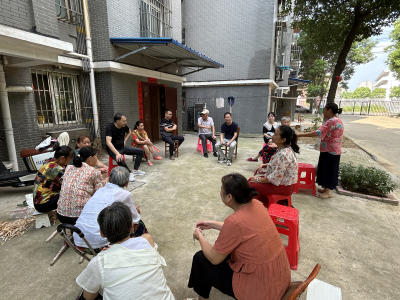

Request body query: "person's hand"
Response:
[101, 245, 112, 251]
[212, 135, 216, 140]
[226, 142, 231, 147]
[116, 153, 124, 162]
[254, 165, 262, 176]
[207, 126, 211, 129]
[193, 228, 203, 241]
[173, 125, 177, 130]
[136, 205, 141, 214]
[250, 177, 258, 183]
[196, 220, 213, 230]
[124, 140, 126, 147]
[98, 165, 108, 174]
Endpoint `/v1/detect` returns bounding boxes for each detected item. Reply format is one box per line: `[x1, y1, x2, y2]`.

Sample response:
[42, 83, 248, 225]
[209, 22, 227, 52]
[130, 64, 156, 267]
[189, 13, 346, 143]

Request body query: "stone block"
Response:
[366, 195, 383, 202]
[336, 185, 353, 197]
[382, 195, 399, 206]
[352, 192, 368, 199]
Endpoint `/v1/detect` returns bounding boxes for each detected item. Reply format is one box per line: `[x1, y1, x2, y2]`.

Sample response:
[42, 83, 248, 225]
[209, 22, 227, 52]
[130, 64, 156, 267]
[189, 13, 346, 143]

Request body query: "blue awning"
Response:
[289, 77, 312, 84]
[110, 38, 224, 70]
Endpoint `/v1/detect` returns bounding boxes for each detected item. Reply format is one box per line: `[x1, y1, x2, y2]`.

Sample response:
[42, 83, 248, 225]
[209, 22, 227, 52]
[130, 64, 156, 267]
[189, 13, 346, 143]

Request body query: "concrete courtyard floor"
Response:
[0, 134, 399, 300]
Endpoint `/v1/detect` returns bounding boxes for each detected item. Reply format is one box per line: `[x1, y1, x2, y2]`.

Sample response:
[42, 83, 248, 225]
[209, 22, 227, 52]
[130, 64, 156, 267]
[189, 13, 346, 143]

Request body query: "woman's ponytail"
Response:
[73, 155, 83, 168]
[291, 132, 300, 154]
[73, 146, 98, 168]
[279, 125, 300, 154]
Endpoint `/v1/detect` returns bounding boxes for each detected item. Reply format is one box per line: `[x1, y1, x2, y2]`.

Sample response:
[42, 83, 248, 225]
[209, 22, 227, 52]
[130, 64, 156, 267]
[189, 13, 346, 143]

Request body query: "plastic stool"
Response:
[108, 155, 125, 176]
[268, 204, 300, 270]
[293, 163, 316, 196]
[197, 137, 213, 154]
[264, 194, 292, 209]
[165, 141, 179, 158]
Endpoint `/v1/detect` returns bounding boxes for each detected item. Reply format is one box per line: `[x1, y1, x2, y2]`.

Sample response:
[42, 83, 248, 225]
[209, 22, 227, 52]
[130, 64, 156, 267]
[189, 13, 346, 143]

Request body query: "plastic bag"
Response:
[10, 207, 35, 219]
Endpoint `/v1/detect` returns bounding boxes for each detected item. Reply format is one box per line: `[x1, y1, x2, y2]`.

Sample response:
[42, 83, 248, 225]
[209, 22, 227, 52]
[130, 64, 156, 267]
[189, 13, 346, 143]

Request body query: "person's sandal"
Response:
[247, 157, 258, 161]
[148, 161, 153, 166]
[317, 192, 332, 199]
[170, 156, 175, 160]
[153, 156, 163, 160]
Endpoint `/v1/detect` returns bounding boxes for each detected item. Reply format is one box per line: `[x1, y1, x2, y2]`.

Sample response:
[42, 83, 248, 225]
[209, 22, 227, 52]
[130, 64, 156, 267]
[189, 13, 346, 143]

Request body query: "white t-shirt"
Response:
[76, 237, 175, 300]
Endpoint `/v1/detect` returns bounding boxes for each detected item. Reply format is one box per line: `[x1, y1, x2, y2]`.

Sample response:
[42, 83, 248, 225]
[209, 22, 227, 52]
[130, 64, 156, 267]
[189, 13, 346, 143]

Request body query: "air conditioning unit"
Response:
[275, 69, 284, 82]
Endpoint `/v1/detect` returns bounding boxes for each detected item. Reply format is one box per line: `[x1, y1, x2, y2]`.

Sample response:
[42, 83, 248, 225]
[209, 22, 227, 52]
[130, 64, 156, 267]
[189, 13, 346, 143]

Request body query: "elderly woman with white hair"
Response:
[73, 166, 147, 252]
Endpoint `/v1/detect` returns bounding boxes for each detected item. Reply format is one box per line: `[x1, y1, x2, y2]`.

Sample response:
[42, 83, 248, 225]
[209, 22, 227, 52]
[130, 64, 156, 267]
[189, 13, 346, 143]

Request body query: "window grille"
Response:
[140, 0, 172, 38]
[55, 0, 83, 25]
[31, 70, 83, 128]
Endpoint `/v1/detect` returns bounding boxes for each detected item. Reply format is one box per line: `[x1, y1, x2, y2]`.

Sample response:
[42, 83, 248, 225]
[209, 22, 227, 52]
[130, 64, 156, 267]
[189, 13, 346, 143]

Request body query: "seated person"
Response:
[76, 202, 175, 300]
[73, 166, 147, 251]
[215, 112, 238, 166]
[198, 109, 217, 158]
[263, 112, 279, 144]
[160, 109, 184, 160]
[187, 173, 291, 300]
[70, 135, 107, 174]
[57, 147, 107, 225]
[132, 121, 163, 166]
[105, 113, 145, 182]
[247, 116, 292, 162]
[33, 146, 75, 213]
[248, 125, 299, 206]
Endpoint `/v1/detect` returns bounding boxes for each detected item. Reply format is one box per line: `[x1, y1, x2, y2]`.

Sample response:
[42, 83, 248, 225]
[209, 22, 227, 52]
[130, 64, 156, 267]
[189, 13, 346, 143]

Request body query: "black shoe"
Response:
[213, 152, 218, 157]
[204, 153, 208, 158]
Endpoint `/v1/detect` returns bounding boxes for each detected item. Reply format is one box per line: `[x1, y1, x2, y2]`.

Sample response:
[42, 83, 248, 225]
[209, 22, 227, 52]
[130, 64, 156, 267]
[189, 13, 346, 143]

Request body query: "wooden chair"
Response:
[281, 264, 321, 300]
[164, 140, 179, 158]
[218, 127, 240, 161]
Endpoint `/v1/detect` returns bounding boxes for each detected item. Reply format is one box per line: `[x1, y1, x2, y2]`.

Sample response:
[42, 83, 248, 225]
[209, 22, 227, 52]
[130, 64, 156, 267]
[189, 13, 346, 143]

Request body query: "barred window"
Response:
[55, 0, 83, 24]
[140, 0, 172, 38]
[31, 70, 82, 128]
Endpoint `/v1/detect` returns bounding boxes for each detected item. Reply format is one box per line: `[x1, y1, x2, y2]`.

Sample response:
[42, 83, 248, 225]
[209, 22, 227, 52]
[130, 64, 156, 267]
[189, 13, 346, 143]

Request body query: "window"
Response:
[31, 70, 82, 128]
[55, 0, 83, 24]
[140, 0, 172, 38]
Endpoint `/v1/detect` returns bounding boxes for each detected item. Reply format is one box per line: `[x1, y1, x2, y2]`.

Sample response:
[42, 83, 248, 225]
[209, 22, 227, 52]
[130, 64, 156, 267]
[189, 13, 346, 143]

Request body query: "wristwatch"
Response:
[256, 177, 260, 183]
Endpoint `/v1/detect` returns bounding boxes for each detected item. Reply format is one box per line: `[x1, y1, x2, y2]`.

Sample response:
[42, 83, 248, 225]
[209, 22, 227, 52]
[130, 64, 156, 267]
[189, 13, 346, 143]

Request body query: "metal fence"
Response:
[337, 99, 400, 116]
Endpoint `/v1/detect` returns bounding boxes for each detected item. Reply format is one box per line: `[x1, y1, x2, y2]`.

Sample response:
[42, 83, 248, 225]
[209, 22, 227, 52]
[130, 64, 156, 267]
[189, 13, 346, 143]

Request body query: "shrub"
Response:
[339, 163, 398, 197]
[304, 117, 322, 132]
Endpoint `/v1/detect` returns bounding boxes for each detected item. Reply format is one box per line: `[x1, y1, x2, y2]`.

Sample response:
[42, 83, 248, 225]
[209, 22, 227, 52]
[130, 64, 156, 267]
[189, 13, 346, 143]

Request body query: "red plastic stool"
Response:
[268, 204, 300, 270]
[108, 155, 125, 176]
[264, 194, 292, 209]
[197, 137, 213, 154]
[293, 163, 316, 196]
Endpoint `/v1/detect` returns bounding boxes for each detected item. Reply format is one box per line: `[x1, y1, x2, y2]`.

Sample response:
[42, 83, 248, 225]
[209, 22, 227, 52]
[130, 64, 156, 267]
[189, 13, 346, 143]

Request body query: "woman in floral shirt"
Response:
[57, 146, 107, 225]
[33, 146, 75, 213]
[297, 103, 344, 198]
[132, 121, 163, 166]
[248, 125, 299, 207]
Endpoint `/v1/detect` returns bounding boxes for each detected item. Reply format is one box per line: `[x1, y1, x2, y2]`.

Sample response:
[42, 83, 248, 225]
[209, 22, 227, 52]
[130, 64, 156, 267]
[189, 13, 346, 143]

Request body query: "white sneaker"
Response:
[132, 170, 146, 176]
[226, 159, 232, 166]
[129, 173, 135, 182]
[218, 158, 227, 164]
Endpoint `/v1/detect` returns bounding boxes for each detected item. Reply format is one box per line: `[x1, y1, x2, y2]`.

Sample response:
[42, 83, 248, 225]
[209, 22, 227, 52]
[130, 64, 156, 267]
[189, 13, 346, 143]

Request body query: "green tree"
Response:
[371, 88, 386, 98]
[341, 91, 353, 98]
[390, 86, 400, 97]
[284, 0, 400, 103]
[351, 87, 372, 98]
[387, 19, 400, 79]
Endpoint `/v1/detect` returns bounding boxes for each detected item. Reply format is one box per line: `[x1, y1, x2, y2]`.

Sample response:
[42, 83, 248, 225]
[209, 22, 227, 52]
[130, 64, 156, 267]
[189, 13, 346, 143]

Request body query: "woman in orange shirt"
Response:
[187, 173, 291, 300]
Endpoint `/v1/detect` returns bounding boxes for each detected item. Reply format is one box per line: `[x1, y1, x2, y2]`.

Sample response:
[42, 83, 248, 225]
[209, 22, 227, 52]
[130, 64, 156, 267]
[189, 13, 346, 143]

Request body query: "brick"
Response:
[366, 195, 383, 202]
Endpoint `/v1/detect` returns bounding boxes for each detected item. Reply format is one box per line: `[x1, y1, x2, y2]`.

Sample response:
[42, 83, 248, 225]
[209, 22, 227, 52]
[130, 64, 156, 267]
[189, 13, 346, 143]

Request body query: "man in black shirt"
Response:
[160, 109, 184, 160]
[215, 112, 238, 166]
[105, 113, 145, 181]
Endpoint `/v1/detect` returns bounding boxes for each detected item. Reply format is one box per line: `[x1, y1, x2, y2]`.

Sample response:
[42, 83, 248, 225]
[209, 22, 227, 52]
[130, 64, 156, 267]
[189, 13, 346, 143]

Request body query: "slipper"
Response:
[316, 192, 332, 199]
[148, 161, 153, 166]
[318, 188, 326, 193]
[247, 157, 258, 161]
[153, 146, 160, 153]
[153, 156, 163, 160]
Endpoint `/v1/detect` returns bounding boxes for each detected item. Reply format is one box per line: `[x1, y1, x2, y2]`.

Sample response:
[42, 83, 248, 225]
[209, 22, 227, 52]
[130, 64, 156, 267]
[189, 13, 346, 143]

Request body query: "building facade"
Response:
[374, 70, 400, 100]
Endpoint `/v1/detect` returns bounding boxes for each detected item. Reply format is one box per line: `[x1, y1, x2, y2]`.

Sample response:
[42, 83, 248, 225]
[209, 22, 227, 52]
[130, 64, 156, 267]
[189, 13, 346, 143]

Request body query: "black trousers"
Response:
[34, 194, 59, 212]
[162, 135, 185, 157]
[107, 146, 144, 172]
[188, 251, 236, 299]
[56, 212, 78, 225]
[199, 134, 216, 154]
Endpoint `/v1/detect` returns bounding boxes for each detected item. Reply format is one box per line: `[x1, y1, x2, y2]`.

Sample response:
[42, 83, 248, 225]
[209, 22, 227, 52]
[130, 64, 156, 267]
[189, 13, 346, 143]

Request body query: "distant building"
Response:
[374, 70, 400, 100]
[357, 81, 374, 91]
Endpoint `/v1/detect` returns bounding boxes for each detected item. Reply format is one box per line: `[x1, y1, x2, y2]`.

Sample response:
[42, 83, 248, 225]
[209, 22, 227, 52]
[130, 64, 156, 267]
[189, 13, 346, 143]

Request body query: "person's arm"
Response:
[212, 124, 216, 139]
[124, 129, 131, 147]
[296, 132, 316, 138]
[141, 233, 155, 247]
[106, 136, 124, 162]
[82, 291, 99, 300]
[120, 193, 140, 224]
[228, 132, 238, 145]
[196, 220, 224, 231]
[193, 229, 228, 265]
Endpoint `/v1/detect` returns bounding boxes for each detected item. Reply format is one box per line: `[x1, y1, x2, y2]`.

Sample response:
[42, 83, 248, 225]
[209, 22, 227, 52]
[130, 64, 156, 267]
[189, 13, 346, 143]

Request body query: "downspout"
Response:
[0, 56, 33, 171]
[81, 0, 99, 136]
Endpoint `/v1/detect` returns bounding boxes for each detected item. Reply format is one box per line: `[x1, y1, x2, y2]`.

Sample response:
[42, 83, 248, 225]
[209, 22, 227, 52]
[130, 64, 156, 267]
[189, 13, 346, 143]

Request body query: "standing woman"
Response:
[57, 146, 107, 225]
[33, 146, 75, 213]
[263, 112, 279, 144]
[297, 103, 344, 199]
[132, 121, 163, 166]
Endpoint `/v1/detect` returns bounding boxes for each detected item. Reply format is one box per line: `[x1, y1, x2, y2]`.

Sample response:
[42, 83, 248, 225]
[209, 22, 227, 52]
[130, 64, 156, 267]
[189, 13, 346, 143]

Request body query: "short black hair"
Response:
[114, 113, 125, 122]
[165, 109, 172, 114]
[224, 112, 232, 117]
[97, 202, 132, 244]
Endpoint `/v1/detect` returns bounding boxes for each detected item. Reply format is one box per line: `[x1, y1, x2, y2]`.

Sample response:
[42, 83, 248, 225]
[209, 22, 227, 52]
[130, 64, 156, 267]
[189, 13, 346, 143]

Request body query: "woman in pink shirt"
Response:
[297, 103, 344, 199]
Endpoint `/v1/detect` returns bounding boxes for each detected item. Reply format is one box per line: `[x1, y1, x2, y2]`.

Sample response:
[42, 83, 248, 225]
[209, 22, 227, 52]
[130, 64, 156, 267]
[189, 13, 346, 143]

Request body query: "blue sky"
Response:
[348, 26, 394, 91]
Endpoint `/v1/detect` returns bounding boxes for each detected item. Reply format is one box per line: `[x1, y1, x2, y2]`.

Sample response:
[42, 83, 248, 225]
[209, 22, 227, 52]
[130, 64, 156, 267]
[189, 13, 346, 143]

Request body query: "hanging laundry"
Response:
[216, 97, 224, 108]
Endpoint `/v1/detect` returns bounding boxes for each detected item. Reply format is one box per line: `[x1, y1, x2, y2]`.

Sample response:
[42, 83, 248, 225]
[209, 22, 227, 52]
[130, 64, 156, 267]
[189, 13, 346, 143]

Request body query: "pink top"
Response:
[313, 117, 344, 155]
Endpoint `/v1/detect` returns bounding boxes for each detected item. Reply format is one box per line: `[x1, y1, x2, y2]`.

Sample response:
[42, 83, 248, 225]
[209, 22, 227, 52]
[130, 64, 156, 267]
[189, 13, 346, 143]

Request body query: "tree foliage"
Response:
[341, 91, 353, 98]
[351, 87, 371, 98]
[370, 88, 386, 98]
[390, 86, 400, 97]
[387, 19, 400, 79]
[284, 0, 400, 103]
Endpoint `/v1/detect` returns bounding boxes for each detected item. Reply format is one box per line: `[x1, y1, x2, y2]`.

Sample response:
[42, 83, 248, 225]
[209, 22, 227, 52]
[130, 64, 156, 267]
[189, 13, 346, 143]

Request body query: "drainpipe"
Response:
[0, 56, 33, 171]
[81, 0, 99, 137]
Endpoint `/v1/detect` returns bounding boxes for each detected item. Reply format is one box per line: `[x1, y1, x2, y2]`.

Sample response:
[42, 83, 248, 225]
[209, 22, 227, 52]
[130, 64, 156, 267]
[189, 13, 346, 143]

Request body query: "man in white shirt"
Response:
[198, 109, 217, 158]
[73, 166, 145, 250]
[76, 202, 175, 300]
